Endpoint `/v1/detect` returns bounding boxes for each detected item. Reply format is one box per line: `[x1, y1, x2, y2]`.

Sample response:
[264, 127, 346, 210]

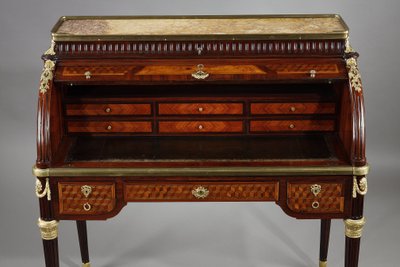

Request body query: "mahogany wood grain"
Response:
[158, 103, 243, 115]
[251, 102, 335, 115]
[67, 121, 152, 133]
[158, 120, 243, 133]
[250, 120, 335, 132]
[66, 103, 152, 116]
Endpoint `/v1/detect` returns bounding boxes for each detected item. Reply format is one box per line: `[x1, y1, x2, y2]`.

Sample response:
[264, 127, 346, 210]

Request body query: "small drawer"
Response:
[250, 120, 335, 132]
[58, 182, 116, 215]
[124, 182, 279, 201]
[286, 182, 344, 213]
[250, 103, 336, 115]
[158, 103, 243, 115]
[66, 104, 152, 116]
[68, 121, 152, 133]
[159, 121, 243, 133]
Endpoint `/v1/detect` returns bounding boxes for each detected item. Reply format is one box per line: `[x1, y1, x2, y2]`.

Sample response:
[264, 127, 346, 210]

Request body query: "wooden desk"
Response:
[33, 15, 369, 267]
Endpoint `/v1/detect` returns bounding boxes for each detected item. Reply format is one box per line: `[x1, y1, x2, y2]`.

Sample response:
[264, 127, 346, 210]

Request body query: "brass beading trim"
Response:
[33, 164, 369, 177]
[344, 217, 366, 238]
[37, 219, 59, 240]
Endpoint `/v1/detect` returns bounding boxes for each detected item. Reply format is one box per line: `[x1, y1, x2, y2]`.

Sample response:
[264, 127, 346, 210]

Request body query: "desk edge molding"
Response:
[32, 164, 369, 177]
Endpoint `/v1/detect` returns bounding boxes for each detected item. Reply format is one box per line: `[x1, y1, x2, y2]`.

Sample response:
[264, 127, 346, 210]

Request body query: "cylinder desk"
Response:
[33, 15, 369, 267]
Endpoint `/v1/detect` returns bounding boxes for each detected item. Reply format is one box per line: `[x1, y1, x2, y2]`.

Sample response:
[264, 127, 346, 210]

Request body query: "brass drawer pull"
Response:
[83, 202, 91, 211]
[105, 107, 111, 113]
[290, 106, 296, 112]
[192, 64, 209, 80]
[198, 124, 204, 130]
[312, 201, 320, 209]
[310, 69, 317, 78]
[81, 185, 92, 198]
[310, 184, 322, 197]
[106, 125, 112, 130]
[289, 124, 295, 129]
[198, 107, 204, 112]
[84, 71, 91, 79]
[192, 186, 209, 199]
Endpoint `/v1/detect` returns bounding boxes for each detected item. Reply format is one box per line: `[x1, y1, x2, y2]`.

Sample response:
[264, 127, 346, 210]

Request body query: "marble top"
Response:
[52, 15, 348, 41]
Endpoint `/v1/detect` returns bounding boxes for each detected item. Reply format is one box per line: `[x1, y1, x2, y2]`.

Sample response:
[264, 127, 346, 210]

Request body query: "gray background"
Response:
[0, 0, 399, 266]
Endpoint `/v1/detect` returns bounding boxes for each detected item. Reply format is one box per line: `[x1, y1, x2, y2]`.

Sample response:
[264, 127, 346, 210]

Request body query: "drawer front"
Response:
[287, 182, 344, 213]
[68, 121, 153, 133]
[58, 182, 116, 215]
[159, 121, 243, 133]
[66, 104, 152, 116]
[250, 120, 335, 132]
[158, 103, 243, 115]
[250, 103, 336, 115]
[125, 182, 278, 201]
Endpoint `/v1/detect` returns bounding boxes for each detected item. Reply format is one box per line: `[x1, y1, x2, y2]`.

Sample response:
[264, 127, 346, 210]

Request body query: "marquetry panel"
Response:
[66, 103, 152, 116]
[158, 121, 243, 133]
[287, 197, 344, 213]
[250, 103, 336, 115]
[267, 63, 339, 74]
[250, 120, 335, 132]
[158, 103, 243, 115]
[124, 182, 279, 201]
[59, 66, 133, 80]
[135, 65, 266, 76]
[68, 121, 152, 133]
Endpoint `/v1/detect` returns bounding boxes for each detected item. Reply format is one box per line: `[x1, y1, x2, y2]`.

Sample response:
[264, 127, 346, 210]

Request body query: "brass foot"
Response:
[319, 260, 327, 267]
[82, 263, 91, 267]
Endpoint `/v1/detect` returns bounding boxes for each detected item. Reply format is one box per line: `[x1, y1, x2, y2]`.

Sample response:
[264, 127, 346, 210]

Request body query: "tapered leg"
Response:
[37, 177, 60, 267]
[344, 175, 368, 267]
[77, 221, 91, 267]
[344, 217, 365, 267]
[319, 219, 331, 267]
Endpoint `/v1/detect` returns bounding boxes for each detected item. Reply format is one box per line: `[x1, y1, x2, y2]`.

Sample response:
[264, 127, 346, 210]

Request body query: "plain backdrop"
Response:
[0, 0, 399, 266]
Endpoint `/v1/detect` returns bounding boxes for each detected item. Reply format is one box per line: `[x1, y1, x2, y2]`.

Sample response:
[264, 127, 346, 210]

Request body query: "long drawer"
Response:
[68, 121, 153, 133]
[158, 102, 243, 115]
[124, 182, 279, 201]
[159, 120, 244, 133]
[66, 103, 152, 116]
[250, 102, 335, 115]
[250, 120, 335, 132]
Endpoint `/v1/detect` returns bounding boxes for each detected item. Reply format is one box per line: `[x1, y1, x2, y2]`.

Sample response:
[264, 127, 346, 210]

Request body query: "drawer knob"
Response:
[105, 107, 111, 113]
[310, 184, 322, 197]
[81, 185, 92, 198]
[289, 124, 295, 129]
[84, 71, 91, 80]
[106, 125, 112, 130]
[312, 201, 320, 209]
[198, 107, 204, 112]
[198, 124, 204, 130]
[310, 69, 317, 78]
[192, 186, 209, 199]
[290, 106, 296, 112]
[192, 64, 209, 80]
[83, 202, 92, 211]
